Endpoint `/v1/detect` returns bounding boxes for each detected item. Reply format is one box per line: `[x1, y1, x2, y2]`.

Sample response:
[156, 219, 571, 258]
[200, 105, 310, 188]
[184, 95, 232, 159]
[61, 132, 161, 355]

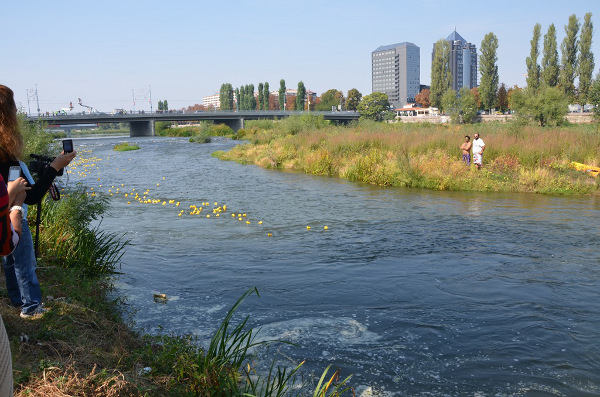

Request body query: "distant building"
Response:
[433, 30, 478, 91]
[202, 94, 220, 109]
[372, 42, 420, 108]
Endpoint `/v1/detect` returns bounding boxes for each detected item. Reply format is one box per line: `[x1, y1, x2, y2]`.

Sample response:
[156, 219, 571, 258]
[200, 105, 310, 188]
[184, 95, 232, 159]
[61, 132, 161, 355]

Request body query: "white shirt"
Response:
[472, 138, 485, 154]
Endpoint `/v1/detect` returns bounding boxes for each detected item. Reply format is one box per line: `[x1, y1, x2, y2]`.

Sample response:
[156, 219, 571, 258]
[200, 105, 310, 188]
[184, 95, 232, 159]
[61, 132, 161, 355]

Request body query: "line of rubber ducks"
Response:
[70, 150, 330, 235]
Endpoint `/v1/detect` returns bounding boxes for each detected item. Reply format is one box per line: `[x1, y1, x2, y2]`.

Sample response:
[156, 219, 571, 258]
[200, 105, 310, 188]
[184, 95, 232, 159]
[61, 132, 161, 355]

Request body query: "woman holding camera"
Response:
[0, 84, 76, 318]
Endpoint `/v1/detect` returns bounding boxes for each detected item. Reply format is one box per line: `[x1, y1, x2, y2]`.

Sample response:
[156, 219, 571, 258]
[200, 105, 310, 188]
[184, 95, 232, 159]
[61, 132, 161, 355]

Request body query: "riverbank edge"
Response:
[0, 190, 233, 396]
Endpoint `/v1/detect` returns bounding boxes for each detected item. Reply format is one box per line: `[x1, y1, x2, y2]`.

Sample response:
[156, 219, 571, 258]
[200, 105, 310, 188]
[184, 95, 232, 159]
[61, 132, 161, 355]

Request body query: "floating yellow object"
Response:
[153, 293, 167, 303]
[232, 214, 236, 217]
[156, 183, 160, 186]
[267, 233, 273, 237]
[207, 214, 210, 218]
[176, 202, 180, 206]
[306, 226, 311, 230]
[324, 226, 328, 230]
[246, 221, 250, 224]
[214, 202, 218, 205]
[258, 221, 263, 225]
[127, 201, 131, 204]
[570, 161, 600, 177]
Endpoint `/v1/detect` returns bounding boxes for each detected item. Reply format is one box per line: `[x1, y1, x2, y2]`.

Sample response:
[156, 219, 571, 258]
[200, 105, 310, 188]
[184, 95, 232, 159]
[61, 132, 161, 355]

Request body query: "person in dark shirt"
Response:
[0, 84, 76, 318]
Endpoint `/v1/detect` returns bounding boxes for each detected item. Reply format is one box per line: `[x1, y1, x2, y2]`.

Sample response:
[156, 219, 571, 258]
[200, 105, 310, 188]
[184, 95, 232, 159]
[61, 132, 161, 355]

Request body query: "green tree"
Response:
[526, 23, 542, 92]
[296, 81, 306, 111]
[248, 84, 256, 110]
[357, 92, 390, 121]
[279, 79, 286, 110]
[541, 24, 559, 87]
[163, 100, 168, 111]
[263, 82, 270, 110]
[235, 87, 240, 111]
[479, 32, 499, 112]
[459, 87, 478, 123]
[559, 14, 580, 102]
[220, 83, 233, 110]
[258, 83, 264, 110]
[430, 39, 452, 109]
[441, 89, 458, 120]
[346, 88, 362, 111]
[158, 100, 163, 112]
[589, 74, 600, 123]
[316, 89, 344, 111]
[497, 83, 508, 113]
[578, 12, 595, 109]
[511, 87, 568, 127]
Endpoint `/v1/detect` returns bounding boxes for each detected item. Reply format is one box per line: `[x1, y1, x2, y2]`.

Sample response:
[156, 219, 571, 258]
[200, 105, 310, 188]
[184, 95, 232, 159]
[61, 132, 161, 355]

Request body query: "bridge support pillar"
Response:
[130, 120, 155, 137]
[222, 118, 244, 131]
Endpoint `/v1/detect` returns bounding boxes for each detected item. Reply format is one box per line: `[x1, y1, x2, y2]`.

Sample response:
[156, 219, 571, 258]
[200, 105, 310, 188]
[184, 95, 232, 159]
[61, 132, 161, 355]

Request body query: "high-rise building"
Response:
[434, 30, 478, 91]
[372, 42, 420, 108]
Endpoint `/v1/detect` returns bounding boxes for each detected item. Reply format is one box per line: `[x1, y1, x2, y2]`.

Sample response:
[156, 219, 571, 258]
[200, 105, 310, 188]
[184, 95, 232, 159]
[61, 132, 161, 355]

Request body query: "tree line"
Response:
[422, 11, 600, 126]
[218, 81, 364, 112]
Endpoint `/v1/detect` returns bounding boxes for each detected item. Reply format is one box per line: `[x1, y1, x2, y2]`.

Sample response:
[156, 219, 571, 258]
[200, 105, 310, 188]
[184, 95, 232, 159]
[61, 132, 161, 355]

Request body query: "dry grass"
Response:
[216, 119, 600, 195]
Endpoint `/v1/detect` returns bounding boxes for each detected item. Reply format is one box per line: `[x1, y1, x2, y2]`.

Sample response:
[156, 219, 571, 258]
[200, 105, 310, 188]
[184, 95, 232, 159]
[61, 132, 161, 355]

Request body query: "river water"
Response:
[66, 136, 600, 396]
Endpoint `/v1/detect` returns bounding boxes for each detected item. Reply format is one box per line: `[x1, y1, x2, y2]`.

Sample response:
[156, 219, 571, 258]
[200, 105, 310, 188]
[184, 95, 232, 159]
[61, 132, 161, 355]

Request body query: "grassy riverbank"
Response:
[215, 116, 600, 195]
[2, 190, 352, 396]
[2, 117, 354, 396]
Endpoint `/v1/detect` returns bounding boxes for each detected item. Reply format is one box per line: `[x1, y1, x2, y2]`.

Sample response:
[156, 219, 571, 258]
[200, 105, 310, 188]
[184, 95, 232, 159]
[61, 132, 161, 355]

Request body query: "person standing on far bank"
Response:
[472, 133, 485, 169]
[460, 135, 472, 166]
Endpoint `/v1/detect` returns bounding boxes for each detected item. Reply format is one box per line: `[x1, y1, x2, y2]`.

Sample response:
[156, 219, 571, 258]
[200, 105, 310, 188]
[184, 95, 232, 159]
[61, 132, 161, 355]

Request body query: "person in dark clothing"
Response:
[0, 84, 76, 318]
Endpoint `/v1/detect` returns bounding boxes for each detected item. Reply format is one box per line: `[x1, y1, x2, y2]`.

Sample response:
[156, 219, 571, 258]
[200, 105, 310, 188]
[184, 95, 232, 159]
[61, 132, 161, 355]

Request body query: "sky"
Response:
[4, 1, 600, 113]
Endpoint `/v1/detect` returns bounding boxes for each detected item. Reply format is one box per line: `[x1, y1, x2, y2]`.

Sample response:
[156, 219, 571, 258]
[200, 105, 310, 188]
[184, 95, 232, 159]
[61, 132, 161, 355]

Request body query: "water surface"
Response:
[67, 136, 600, 396]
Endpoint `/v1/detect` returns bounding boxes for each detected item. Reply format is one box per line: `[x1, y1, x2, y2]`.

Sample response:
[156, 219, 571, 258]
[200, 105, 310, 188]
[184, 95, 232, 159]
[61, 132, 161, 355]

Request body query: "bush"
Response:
[29, 188, 128, 276]
[113, 142, 140, 151]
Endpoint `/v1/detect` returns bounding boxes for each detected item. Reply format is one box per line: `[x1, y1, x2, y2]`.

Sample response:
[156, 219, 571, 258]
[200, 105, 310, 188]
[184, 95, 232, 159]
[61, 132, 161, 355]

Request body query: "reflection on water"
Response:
[68, 136, 600, 396]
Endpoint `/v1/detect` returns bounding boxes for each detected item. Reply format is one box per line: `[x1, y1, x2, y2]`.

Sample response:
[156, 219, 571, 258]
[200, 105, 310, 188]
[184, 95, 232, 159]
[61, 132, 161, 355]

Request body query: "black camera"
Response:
[29, 154, 64, 177]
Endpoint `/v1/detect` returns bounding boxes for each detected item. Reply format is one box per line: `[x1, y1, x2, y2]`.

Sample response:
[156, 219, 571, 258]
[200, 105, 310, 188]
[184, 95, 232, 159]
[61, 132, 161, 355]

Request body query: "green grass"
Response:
[113, 142, 140, 151]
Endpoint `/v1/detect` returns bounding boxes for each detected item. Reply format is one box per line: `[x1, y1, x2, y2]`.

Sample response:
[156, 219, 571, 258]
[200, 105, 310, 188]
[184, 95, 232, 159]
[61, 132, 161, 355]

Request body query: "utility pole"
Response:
[25, 89, 31, 115]
[35, 84, 40, 115]
[132, 89, 136, 113]
[149, 85, 153, 113]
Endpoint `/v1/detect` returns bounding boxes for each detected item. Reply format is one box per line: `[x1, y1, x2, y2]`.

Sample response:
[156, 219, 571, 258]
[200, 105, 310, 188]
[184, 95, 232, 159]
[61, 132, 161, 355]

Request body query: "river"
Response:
[66, 136, 600, 396]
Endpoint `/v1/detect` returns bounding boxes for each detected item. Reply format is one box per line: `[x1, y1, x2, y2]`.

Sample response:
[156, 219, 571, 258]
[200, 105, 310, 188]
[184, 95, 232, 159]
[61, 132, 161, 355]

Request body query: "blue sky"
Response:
[4, 1, 599, 113]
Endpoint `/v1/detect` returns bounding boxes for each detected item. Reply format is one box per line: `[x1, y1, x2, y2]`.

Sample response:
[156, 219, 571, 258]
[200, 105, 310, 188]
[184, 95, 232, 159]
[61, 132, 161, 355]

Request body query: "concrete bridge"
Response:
[26, 110, 360, 136]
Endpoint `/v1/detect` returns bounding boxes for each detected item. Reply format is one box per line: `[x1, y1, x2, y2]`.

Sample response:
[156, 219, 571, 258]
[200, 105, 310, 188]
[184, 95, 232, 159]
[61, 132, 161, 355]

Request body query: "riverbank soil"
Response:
[0, 261, 174, 396]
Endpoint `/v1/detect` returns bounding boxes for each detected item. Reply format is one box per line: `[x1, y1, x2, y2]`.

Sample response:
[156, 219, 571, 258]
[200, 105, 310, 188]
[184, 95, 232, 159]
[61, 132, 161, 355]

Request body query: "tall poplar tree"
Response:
[243, 85, 250, 110]
[219, 84, 226, 110]
[296, 81, 306, 111]
[541, 24, 559, 88]
[430, 39, 452, 109]
[559, 14, 580, 101]
[263, 82, 270, 110]
[479, 32, 499, 112]
[249, 84, 256, 110]
[258, 83, 264, 110]
[279, 79, 286, 110]
[578, 12, 595, 109]
[235, 87, 240, 111]
[526, 23, 542, 92]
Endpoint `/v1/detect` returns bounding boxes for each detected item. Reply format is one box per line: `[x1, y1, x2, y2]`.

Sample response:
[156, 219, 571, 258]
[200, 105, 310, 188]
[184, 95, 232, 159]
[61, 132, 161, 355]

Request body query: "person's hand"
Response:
[12, 190, 26, 207]
[50, 150, 77, 171]
[7, 177, 31, 205]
